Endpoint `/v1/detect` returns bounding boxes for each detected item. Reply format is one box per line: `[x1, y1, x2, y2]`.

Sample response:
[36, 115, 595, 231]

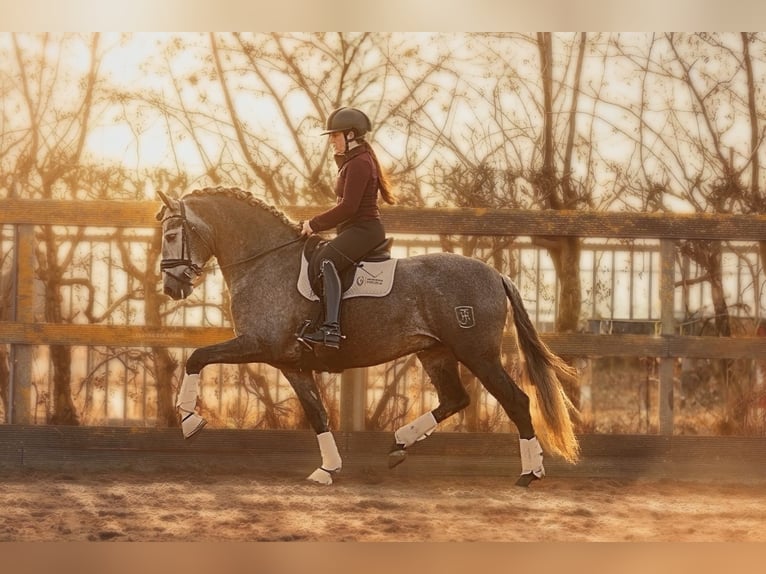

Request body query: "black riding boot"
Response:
[301, 260, 343, 349]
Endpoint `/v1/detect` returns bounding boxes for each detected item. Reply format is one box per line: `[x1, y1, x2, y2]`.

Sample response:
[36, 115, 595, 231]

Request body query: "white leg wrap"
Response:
[176, 373, 200, 411]
[394, 411, 438, 448]
[519, 436, 545, 478]
[317, 431, 342, 472]
[306, 432, 342, 485]
[176, 373, 206, 439]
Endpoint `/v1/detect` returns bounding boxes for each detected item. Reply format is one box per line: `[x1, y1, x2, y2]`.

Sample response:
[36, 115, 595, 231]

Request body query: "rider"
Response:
[299, 106, 396, 349]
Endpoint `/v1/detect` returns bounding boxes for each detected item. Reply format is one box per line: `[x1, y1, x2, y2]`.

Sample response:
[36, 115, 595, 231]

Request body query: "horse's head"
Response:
[156, 190, 214, 300]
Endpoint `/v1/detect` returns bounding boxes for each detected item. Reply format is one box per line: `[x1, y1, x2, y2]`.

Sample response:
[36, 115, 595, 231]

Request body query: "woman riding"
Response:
[298, 106, 396, 349]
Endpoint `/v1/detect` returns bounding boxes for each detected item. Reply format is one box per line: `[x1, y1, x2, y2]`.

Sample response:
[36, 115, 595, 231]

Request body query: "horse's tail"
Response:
[502, 275, 580, 463]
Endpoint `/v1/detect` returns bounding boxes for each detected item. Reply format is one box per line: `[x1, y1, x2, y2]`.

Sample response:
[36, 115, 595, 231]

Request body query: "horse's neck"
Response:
[205, 200, 299, 282]
[222, 240, 304, 317]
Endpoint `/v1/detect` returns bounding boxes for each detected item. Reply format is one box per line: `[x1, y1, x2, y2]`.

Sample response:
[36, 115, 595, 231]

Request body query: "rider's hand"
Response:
[301, 220, 314, 236]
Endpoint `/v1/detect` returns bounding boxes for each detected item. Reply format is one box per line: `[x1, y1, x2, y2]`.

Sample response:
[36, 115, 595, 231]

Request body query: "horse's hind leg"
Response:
[388, 348, 470, 468]
[463, 358, 544, 486]
[281, 369, 342, 486]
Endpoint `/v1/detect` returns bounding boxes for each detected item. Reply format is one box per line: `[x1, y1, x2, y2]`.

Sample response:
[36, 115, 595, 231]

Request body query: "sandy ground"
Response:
[1, 468, 765, 542]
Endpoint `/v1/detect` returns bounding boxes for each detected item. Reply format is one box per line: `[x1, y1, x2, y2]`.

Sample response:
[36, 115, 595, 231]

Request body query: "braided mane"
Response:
[184, 186, 301, 232]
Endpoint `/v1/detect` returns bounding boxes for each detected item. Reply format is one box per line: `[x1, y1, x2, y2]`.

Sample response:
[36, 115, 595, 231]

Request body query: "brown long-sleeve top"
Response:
[309, 144, 381, 233]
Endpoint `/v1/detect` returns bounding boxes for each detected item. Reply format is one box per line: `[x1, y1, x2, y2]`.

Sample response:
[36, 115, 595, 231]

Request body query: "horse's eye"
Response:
[166, 232, 178, 242]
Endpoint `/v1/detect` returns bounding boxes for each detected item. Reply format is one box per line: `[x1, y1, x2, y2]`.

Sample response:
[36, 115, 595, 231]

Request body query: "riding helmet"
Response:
[321, 107, 372, 137]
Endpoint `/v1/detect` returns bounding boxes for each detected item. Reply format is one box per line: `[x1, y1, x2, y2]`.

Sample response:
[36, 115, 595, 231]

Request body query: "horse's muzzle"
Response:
[163, 276, 193, 300]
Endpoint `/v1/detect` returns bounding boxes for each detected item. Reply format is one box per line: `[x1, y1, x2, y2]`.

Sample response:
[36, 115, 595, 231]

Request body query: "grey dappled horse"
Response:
[157, 187, 579, 486]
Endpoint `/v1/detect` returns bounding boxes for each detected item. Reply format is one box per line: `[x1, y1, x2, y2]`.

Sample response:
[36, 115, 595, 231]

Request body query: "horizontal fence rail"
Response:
[3, 199, 766, 435]
[4, 198, 766, 239]
[2, 324, 766, 361]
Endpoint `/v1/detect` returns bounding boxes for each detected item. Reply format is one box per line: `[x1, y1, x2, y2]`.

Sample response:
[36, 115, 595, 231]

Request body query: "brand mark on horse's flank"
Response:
[455, 306, 475, 328]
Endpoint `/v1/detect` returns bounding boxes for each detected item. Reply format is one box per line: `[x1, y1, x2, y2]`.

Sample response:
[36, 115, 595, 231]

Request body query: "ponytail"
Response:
[364, 142, 396, 205]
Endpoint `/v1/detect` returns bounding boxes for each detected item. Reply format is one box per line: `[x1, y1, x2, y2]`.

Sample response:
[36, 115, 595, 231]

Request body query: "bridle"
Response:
[160, 200, 208, 287]
[160, 199, 305, 287]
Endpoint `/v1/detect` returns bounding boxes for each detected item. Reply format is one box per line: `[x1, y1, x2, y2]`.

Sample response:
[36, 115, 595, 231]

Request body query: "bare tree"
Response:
[401, 33, 612, 409]
[606, 32, 766, 430]
[127, 33, 459, 207]
[610, 33, 766, 323]
[6, 34, 101, 423]
[0, 33, 126, 424]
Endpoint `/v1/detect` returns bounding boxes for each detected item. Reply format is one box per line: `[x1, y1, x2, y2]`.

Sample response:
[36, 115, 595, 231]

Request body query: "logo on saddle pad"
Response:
[297, 254, 397, 301]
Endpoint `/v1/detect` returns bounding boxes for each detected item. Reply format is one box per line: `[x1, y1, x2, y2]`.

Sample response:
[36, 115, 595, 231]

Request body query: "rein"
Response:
[160, 199, 305, 284]
[217, 236, 306, 271]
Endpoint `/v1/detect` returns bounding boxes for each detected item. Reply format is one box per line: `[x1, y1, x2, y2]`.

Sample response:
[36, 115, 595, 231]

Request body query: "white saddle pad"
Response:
[297, 255, 397, 301]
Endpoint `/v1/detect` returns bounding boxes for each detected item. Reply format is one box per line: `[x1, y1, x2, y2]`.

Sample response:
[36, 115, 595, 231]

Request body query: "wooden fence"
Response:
[3, 198, 766, 434]
[3, 425, 766, 481]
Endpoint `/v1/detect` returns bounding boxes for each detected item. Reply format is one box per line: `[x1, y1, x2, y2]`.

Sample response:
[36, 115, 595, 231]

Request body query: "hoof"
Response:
[388, 443, 407, 469]
[307, 467, 339, 485]
[181, 413, 207, 439]
[515, 472, 542, 488]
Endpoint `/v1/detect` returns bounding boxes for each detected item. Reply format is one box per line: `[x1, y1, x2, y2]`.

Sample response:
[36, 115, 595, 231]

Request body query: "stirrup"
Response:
[299, 326, 344, 349]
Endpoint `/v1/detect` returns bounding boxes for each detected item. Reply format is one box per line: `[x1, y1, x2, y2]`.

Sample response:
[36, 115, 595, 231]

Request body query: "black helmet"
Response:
[321, 107, 372, 137]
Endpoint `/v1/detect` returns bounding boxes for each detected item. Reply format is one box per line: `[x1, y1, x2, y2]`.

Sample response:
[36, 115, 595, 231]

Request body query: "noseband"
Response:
[160, 200, 207, 287]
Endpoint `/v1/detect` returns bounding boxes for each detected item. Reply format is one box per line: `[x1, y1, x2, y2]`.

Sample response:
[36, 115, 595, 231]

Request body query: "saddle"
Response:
[297, 235, 398, 301]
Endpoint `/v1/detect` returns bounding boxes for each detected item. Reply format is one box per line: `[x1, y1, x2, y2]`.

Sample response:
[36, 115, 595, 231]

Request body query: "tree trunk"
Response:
[146, 230, 179, 428]
[549, 237, 583, 410]
[153, 347, 179, 427]
[709, 243, 731, 338]
[536, 32, 582, 409]
[554, 238, 583, 333]
[48, 345, 79, 425]
[43, 251, 80, 425]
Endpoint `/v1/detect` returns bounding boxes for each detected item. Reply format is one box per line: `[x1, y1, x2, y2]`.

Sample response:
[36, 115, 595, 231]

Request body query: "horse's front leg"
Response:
[177, 336, 264, 439]
[281, 369, 342, 486]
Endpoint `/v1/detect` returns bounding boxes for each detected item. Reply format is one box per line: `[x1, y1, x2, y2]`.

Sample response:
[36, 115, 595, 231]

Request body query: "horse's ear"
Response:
[157, 189, 175, 208]
[155, 190, 177, 221]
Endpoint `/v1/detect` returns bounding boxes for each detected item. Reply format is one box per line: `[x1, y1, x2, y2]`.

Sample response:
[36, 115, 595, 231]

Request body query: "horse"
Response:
[156, 186, 580, 486]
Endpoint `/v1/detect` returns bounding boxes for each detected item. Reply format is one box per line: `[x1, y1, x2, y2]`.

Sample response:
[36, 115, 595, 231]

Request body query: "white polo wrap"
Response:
[519, 436, 545, 478]
[317, 431, 342, 472]
[306, 432, 342, 485]
[176, 372, 200, 412]
[394, 411, 438, 447]
[176, 373, 206, 438]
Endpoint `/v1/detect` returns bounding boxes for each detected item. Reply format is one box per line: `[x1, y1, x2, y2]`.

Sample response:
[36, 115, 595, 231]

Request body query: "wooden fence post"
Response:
[659, 239, 675, 434]
[9, 224, 35, 424]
